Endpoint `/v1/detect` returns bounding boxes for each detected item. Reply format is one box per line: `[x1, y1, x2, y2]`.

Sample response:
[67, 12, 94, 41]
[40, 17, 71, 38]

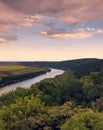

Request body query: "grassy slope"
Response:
[0, 65, 47, 78]
[0, 65, 27, 71]
[0, 65, 50, 88]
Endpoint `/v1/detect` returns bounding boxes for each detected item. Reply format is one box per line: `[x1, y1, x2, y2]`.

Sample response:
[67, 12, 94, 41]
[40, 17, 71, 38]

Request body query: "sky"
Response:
[0, 0, 103, 61]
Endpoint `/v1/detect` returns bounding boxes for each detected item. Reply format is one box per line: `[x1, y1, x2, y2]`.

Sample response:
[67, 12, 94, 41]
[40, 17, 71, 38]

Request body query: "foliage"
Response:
[61, 111, 103, 130]
[0, 64, 103, 129]
[0, 96, 46, 130]
[0, 95, 75, 130]
[81, 70, 103, 104]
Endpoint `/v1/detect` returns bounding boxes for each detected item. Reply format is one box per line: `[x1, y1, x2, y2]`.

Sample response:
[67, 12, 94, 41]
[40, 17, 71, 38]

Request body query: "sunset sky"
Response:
[0, 0, 103, 61]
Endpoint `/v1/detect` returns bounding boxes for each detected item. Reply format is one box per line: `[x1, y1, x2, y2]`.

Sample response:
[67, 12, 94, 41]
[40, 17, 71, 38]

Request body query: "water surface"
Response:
[0, 68, 64, 95]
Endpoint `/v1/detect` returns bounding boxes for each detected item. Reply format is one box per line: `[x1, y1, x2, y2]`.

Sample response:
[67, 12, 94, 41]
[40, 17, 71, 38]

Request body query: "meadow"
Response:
[0, 65, 47, 78]
[0, 65, 49, 87]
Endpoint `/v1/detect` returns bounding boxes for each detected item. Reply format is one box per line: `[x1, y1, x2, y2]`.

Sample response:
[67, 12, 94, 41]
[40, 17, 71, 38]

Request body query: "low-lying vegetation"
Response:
[0, 67, 103, 129]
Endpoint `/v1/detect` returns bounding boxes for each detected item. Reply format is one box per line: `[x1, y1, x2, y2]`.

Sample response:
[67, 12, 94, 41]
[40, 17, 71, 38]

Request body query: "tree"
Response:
[61, 111, 103, 130]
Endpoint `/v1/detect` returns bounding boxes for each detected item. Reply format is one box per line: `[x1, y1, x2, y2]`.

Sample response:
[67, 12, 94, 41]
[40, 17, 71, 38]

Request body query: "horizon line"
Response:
[0, 58, 102, 62]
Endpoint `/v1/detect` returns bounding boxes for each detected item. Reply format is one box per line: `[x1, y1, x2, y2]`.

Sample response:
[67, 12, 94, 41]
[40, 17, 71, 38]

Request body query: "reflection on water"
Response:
[0, 68, 64, 95]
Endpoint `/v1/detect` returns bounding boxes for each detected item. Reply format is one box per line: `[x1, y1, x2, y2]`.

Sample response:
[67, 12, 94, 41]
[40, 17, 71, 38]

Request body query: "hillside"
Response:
[32, 58, 103, 77]
[0, 58, 103, 78]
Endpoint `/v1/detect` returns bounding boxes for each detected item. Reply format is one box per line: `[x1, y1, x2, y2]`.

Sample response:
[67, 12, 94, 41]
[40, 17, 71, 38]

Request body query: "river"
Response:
[0, 68, 64, 95]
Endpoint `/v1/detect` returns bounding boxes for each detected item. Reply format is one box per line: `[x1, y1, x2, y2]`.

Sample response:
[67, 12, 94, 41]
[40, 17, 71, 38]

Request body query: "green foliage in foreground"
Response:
[0, 69, 103, 129]
[61, 111, 103, 130]
[0, 96, 74, 130]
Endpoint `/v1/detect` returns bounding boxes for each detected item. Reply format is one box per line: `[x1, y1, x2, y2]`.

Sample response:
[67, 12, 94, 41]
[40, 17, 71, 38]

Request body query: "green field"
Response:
[0, 65, 49, 88]
[0, 65, 28, 71]
[0, 65, 47, 78]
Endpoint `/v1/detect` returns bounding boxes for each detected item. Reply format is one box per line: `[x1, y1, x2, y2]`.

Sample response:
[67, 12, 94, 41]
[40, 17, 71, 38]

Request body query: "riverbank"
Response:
[0, 68, 64, 95]
[0, 66, 50, 88]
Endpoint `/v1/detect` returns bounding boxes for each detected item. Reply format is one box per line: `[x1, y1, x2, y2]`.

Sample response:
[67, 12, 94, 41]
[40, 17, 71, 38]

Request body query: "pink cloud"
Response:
[38, 28, 103, 39]
[0, 34, 17, 43]
[0, 1, 41, 33]
[0, 0, 103, 40]
[1, 0, 103, 25]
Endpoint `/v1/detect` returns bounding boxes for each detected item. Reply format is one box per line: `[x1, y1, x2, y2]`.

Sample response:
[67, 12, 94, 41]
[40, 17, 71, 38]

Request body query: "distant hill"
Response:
[32, 58, 103, 78]
[0, 58, 103, 78]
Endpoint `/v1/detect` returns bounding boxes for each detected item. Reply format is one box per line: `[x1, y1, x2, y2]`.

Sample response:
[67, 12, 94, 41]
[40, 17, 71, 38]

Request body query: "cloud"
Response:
[0, 0, 103, 40]
[0, 34, 17, 43]
[38, 28, 103, 39]
[1, 0, 103, 25]
[0, 1, 41, 33]
[96, 29, 103, 34]
[86, 27, 95, 31]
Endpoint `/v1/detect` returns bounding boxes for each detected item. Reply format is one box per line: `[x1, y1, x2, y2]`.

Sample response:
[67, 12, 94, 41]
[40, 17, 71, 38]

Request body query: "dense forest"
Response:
[0, 59, 103, 130]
